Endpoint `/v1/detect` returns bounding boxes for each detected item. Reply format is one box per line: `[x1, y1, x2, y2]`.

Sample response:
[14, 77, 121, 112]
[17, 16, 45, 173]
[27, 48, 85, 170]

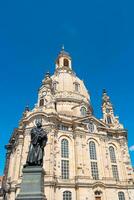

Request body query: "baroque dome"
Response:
[50, 48, 92, 116]
[52, 71, 90, 105]
[37, 48, 92, 117]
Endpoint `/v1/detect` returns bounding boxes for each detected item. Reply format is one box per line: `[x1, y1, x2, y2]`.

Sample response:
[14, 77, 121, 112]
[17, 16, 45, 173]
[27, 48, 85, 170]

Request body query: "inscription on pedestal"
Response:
[16, 166, 47, 200]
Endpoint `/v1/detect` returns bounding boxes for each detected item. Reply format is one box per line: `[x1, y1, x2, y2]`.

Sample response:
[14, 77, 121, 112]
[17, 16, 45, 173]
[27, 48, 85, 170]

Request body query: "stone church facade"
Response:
[2, 48, 134, 200]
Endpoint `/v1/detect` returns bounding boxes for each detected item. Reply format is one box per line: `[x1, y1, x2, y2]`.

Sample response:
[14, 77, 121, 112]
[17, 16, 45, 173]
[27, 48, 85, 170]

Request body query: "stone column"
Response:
[43, 126, 56, 200]
[3, 144, 12, 187]
[74, 129, 85, 200]
[74, 131, 83, 177]
[14, 134, 24, 181]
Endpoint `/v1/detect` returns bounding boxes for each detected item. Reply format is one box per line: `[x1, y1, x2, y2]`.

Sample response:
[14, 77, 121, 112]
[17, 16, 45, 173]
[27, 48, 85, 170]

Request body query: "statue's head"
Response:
[36, 122, 42, 128]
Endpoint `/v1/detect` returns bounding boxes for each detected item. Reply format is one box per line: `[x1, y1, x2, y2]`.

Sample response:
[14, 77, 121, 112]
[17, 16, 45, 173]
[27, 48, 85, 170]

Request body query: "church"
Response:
[2, 48, 134, 200]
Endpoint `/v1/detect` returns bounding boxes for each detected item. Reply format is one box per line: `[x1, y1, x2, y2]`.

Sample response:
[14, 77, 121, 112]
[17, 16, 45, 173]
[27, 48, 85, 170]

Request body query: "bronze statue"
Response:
[26, 122, 48, 167]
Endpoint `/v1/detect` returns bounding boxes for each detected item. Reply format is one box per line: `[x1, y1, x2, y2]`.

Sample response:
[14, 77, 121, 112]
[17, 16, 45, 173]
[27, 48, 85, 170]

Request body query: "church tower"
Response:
[2, 48, 134, 200]
[102, 89, 123, 129]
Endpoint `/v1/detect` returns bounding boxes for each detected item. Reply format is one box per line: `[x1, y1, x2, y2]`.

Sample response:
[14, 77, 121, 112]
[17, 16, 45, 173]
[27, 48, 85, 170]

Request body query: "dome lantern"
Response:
[55, 46, 72, 71]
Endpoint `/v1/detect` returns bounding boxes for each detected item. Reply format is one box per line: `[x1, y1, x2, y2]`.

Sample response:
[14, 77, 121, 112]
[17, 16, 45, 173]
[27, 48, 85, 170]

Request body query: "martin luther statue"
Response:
[26, 122, 48, 167]
[16, 122, 48, 200]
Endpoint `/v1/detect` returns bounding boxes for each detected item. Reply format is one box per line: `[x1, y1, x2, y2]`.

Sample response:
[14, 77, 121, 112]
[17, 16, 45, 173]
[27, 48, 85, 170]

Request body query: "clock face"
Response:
[42, 91, 47, 96]
[88, 122, 94, 133]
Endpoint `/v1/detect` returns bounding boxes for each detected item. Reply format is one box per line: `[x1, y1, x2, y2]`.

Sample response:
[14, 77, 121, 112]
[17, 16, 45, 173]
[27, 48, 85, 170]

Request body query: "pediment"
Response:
[73, 115, 107, 128]
[22, 111, 50, 128]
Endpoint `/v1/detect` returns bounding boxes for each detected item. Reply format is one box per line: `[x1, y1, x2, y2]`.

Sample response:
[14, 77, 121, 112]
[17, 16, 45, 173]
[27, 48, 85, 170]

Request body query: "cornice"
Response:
[43, 179, 134, 190]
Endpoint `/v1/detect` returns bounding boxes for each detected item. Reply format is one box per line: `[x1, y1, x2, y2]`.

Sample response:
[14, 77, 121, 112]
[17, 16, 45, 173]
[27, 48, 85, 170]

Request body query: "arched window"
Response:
[109, 146, 119, 180]
[112, 165, 119, 180]
[53, 82, 57, 91]
[64, 58, 69, 67]
[39, 99, 44, 106]
[107, 116, 112, 124]
[74, 83, 79, 92]
[118, 192, 125, 200]
[89, 141, 97, 160]
[109, 146, 116, 163]
[91, 161, 99, 180]
[61, 139, 69, 158]
[61, 139, 69, 179]
[81, 107, 87, 116]
[89, 141, 99, 180]
[63, 191, 72, 200]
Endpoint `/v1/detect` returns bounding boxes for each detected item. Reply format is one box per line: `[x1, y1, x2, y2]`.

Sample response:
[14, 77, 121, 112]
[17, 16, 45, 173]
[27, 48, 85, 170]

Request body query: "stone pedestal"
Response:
[16, 166, 47, 200]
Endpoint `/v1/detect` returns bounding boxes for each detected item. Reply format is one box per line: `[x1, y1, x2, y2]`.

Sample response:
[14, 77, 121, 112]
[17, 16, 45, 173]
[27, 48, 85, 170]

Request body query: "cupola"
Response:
[42, 71, 52, 89]
[55, 46, 72, 71]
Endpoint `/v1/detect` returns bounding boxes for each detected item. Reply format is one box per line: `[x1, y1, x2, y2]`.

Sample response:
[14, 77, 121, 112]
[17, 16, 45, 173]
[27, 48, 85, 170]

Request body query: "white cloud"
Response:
[129, 145, 134, 151]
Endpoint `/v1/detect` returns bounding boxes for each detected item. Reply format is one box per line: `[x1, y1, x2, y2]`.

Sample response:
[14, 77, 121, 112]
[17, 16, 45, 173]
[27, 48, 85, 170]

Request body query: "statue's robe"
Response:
[27, 127, 47, 166]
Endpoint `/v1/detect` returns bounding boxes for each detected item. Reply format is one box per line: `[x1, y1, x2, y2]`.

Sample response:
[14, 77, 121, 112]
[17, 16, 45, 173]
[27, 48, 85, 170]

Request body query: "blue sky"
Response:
[0, 0, 134, 175]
